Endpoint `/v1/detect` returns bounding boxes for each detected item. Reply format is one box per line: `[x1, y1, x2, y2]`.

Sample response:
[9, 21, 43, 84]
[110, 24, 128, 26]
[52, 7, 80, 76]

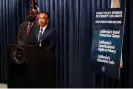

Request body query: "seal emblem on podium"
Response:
[11, 46, 25, 64]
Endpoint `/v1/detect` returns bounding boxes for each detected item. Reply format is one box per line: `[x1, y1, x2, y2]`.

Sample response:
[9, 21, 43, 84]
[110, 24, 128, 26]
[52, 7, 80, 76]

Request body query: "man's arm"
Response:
[47, 29, 57, 51]
[17, 24, 24, 45]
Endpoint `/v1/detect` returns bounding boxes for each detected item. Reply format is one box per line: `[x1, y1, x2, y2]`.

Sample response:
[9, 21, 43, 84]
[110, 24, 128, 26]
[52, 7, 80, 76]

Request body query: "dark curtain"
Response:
[129, 0, 133, 87]
[0, 0, 132, 88]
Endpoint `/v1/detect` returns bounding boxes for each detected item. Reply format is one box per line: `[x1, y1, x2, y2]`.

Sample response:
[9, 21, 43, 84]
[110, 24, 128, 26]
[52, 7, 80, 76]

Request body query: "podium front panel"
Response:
[7, 45, 56, 88]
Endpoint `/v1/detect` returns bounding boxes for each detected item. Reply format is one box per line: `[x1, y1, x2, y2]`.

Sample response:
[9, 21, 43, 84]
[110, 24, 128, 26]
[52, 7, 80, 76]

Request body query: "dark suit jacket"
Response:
[17, 21, 39, 45]
[33, 25, 56, 51]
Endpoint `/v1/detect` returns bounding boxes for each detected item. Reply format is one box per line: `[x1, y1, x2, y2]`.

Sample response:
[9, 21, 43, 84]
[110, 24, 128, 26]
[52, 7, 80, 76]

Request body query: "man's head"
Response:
[27, 9, 37, 22]
[38, 12, 49, 27]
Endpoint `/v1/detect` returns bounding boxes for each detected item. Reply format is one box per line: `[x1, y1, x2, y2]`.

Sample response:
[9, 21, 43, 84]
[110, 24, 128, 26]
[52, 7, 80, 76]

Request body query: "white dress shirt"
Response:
[38, 25, 47, 41]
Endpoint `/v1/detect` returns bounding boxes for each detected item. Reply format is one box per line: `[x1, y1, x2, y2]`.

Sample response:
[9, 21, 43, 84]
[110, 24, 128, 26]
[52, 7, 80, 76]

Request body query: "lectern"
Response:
[7, 44, 56, 88]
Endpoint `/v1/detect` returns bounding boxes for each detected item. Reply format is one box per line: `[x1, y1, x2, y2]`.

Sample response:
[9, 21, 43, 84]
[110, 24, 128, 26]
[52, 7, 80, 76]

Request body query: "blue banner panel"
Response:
[91, 8, 125, 79]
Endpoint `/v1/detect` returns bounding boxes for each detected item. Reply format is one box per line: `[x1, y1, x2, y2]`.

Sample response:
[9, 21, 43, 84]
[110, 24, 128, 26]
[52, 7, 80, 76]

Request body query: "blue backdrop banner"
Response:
[91, 8, 125, 79]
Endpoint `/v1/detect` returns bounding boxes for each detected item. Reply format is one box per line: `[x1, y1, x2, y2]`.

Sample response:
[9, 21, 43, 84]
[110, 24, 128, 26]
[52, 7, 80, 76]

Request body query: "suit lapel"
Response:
[23, 22, 28, 34]
[41, 26, 49, 40]
[35, 26, 40, 42]
[31, 21, 36, 29]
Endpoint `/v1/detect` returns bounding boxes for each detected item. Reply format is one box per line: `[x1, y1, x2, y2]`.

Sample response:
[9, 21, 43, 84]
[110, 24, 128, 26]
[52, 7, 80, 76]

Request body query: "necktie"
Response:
[38, 29, 43, 46]
[27, 22, 32, 36]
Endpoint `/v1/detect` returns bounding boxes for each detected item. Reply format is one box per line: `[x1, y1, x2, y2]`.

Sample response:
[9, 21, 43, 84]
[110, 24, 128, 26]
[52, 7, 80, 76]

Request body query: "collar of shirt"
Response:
[28, 21, 34, 25]
[39, 25, 47, 35]
[27, 22, 34, 31]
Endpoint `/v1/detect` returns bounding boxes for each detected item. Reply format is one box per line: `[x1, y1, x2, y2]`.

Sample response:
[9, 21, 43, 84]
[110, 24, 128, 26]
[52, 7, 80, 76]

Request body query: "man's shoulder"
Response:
[33, 21, 39, 27]
[19, 22, 28, 27]
[50, 28, 56, 32]
[32, 26, 40, 33]
[33, 21, 38, 25]
[48, 28, 56, 35]
[47, 26, 55, 31]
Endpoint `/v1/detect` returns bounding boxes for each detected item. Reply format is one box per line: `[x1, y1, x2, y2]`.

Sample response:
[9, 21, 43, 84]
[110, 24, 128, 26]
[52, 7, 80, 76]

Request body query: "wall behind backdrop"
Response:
[0, 0, 132, 88]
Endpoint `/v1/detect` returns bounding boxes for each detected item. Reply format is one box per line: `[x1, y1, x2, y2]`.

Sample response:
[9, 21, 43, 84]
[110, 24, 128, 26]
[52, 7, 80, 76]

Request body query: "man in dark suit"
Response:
[33, 12, 56, 52]
[17, 9, 39, 45]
